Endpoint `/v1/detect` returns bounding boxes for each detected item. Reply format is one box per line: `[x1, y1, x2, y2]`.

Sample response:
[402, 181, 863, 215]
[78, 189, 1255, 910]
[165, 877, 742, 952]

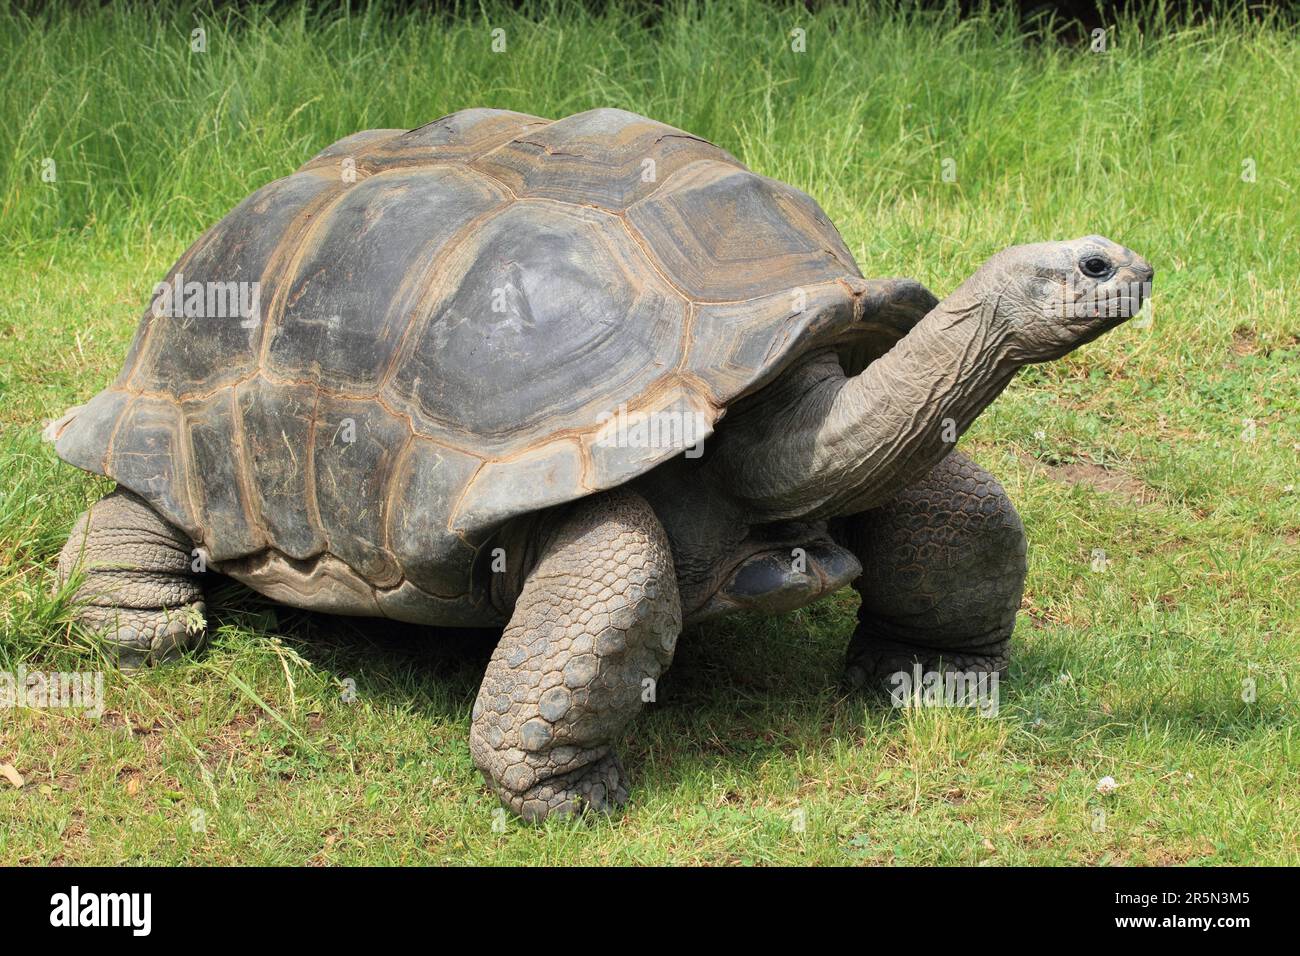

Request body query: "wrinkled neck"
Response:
[708, 290, 1019, 522]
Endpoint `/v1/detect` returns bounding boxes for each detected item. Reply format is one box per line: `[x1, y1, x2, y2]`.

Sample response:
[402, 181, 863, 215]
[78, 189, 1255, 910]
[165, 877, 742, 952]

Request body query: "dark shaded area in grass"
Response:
[9, 0, 1291, 27]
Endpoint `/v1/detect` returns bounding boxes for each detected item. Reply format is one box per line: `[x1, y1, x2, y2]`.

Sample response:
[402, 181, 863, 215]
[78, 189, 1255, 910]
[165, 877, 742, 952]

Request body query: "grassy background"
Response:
[1, 0, 1296, 864]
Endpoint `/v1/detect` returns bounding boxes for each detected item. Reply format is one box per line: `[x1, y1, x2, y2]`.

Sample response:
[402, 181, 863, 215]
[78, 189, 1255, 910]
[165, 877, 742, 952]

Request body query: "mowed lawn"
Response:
[0, 1, 1296, 865]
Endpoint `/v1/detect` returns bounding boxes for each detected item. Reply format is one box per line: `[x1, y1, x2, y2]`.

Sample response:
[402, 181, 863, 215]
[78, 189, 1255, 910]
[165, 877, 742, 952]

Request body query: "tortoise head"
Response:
[957, 235, 1154, 364]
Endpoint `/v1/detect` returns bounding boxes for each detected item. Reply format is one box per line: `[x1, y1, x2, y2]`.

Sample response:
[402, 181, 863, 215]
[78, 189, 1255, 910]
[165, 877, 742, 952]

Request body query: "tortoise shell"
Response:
[49, 107, 936, 623]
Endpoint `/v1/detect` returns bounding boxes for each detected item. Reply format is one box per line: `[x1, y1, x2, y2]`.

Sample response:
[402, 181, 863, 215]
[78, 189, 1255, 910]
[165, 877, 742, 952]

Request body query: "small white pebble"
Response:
[1096, 776, 1118, 795]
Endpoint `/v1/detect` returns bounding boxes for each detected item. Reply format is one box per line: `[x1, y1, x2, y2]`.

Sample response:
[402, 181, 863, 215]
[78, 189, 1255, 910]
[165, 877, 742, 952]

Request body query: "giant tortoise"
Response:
[47, 107, 1153, 820]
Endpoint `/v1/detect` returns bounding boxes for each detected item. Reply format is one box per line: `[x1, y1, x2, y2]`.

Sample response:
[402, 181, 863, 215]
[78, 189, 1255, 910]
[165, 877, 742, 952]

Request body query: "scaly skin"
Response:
[58, 489, 206, 667]
[469, 489, 681, 821]
[838, 452, 1027, 686]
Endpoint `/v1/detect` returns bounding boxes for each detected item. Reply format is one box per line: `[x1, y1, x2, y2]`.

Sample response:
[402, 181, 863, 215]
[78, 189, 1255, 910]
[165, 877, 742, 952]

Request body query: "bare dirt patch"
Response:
[201, 713, 264, 768]
[1231, 325, 1259, 356]
[1019, 454, 1157, 505]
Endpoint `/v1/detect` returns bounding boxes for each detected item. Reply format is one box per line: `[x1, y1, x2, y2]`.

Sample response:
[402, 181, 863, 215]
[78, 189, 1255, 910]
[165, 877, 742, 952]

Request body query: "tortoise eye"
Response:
[1080, 256, 1112, 279]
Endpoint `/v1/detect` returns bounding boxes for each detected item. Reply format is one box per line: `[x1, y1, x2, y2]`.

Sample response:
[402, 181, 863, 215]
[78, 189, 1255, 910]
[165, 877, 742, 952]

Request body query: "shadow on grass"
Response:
[203, 578, 877, 759]
[201, 578, 1284, 791]
[205, 577, 497, 721]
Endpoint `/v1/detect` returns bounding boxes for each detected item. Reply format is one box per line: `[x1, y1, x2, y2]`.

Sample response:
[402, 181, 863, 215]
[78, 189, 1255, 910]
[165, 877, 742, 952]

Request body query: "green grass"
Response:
[1, 0, 1297, 865]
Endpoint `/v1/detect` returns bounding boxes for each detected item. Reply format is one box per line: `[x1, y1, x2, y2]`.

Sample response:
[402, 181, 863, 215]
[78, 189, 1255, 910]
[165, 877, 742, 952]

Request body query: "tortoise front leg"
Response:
[470, 489, 681, 822]
[839, 452, 1027, 688]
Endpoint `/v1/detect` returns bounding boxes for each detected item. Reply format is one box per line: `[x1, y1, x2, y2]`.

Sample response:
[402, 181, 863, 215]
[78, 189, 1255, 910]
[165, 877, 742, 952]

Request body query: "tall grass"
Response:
[2, 2, 1295, 288]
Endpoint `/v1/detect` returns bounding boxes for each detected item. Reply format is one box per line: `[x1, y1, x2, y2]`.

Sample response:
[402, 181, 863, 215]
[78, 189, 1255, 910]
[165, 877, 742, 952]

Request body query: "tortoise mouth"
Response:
[1045, 270, 1151, 325]
[1098, 275, 1151, 323]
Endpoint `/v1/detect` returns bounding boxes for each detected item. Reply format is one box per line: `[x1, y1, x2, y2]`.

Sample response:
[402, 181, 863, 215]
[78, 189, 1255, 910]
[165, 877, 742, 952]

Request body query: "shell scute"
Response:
[386, 439, 483, 596]
[181, 388, 262, 561]
[104, 396, 200, 541]
[626, 160, 857, 302]
[450, 438, 586, 535]
[51, 388, 131, 477]
[234, 377, 323, 560]
[265, 165, 509, 391]
[129, 170, 339, 396]
[352, 109, 550, 170]
[298, 128, 407, 171]
[383, 200, 687, 454]
[312, 394, 410, 587]
[471, 107, 741, 211]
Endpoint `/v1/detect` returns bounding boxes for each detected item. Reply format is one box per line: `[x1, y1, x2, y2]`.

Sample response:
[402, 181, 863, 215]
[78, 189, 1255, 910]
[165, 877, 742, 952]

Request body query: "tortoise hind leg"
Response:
[470, 489, 681, 822]
[838, 452, 1027, 689]
[57, 489, 207, 668]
